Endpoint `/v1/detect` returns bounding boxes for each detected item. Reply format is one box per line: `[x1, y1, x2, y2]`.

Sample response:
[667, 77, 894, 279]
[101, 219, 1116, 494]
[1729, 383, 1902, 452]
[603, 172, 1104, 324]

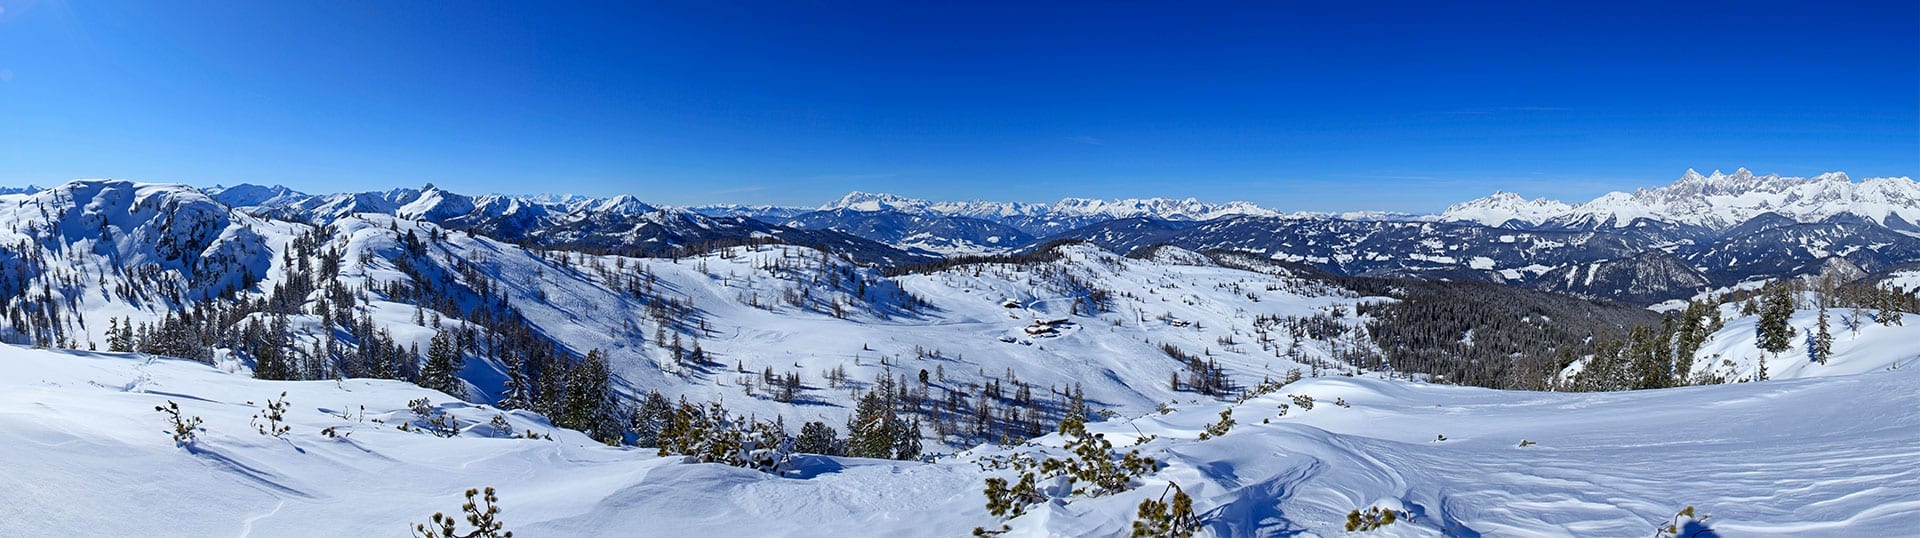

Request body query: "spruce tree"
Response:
[795, 421, 842, 455]
[420, 329, 465, 398]
[845, 387, 897, 459]
[562, 349, 622, 444]
[1811, 304, 1834, 366]
[630, 391, 673, 447]
[498, 351, 532, 411]
[1755, 286, 1796, 355]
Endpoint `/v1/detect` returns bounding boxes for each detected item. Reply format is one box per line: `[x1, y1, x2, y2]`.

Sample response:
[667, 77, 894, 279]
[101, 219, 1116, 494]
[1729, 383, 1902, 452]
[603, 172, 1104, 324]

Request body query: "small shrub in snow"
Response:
[1234, 377, 1290, 404]
[412, 487, 512, 538]
[154, 400, 203, 447]
[981, 472, 1045, 519]
[1654, 505, 1712, 538]
[250, 391, 290, 438]
[1290, 394, 1315, 411]
[1345, 506, 1400, 532]
[1198, 409, 1234, 440]
[1131, 483, 1199, 538]
[1050, 419, 1158, 497]
[405, 397, 460, 438]
[976, 418, 1160, 529]
[488, 414, 512, 438]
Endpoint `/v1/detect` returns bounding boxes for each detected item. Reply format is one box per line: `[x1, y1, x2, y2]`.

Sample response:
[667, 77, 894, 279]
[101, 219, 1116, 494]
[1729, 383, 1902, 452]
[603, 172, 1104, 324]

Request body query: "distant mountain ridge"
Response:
[1441, 168, 1920, 230]
[7, 167, 1915, 305]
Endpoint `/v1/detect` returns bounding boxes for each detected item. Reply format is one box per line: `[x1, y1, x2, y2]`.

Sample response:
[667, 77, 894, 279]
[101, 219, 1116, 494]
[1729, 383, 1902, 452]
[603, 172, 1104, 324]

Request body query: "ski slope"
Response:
[3, 342, 1914, 536]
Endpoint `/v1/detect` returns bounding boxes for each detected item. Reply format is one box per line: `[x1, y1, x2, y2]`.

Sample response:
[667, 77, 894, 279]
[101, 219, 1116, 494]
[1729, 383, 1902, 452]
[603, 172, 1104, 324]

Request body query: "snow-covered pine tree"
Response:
[419, 328, 465, 398]
[498, 350, 532, 411]
[795, 421, 842, 455]
[630, 391, 672, 448]
[562, 349, 622, 444]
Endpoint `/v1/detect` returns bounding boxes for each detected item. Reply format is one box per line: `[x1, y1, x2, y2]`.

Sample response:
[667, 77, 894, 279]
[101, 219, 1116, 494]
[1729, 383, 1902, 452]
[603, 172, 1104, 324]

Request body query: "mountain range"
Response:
[4, 167, 1910, 307]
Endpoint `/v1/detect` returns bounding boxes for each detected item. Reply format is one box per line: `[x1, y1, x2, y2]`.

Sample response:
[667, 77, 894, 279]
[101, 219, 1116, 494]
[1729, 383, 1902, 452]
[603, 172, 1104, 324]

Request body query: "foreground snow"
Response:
[4, 343, 1915, 536]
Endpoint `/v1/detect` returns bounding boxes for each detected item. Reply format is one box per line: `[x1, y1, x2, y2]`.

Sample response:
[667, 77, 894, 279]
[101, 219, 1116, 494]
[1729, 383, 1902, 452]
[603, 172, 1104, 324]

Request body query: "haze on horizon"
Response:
[0, 1, 1914, 212]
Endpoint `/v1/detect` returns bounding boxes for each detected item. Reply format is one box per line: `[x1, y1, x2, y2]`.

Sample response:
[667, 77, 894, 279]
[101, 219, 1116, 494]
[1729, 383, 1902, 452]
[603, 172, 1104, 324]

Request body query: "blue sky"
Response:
[0, 1, 1914, 211]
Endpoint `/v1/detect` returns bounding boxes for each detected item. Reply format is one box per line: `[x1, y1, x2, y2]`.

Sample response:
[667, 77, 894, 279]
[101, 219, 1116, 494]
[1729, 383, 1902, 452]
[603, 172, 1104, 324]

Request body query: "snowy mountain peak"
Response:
[1440, 190, 1574, 227]
[823, 191, 932, 213]
[1440, 168, 1920, 230]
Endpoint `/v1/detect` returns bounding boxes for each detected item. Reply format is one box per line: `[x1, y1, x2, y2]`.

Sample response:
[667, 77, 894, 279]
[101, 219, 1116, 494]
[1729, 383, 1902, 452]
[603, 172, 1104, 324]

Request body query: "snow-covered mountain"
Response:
[1439, 190, 1574, 228]
[1444, 168, 1920, 230]
[819, 191, 1280, 236]
[213, 183, 935, 266]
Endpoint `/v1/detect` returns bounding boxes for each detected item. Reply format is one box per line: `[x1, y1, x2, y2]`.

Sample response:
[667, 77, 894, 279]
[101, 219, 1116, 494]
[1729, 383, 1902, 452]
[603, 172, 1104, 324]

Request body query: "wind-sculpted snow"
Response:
[4, 342, 1913, 536]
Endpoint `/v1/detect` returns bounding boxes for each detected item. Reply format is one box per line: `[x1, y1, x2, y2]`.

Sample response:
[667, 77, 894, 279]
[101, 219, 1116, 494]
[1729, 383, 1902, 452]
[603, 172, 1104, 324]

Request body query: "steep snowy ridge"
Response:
[0, 180, 281, 329]
[1443, 168, 1920, 230]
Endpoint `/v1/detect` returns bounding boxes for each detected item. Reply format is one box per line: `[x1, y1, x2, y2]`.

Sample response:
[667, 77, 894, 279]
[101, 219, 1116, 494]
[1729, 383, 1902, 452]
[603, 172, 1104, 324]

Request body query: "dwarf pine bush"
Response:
[155, 400, 203, 447]
[1131, 483, 1199, 538]
[1345, 506, 1400, 532]
[1198, 409, 1234, 440]
[251, 392, 291, 438]
[413, 487, 512, 538]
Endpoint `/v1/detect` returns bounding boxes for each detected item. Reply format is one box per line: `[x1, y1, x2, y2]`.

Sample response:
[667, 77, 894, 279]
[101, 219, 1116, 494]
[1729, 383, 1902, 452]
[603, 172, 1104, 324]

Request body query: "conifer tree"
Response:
[1811, 304, 1834, 366]
[1755, 286, 1796, 355]
[562, 349, 621, 444]
[795, 421, 842, 455]
[498, 351, 532, 411]
[630, 391, 673, 447]
[420, 329, 465, 398]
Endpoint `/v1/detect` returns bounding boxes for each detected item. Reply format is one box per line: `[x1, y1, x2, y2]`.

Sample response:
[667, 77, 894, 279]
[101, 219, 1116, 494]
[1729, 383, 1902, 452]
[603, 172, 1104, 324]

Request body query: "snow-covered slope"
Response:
[1444, 168, 1920, 230]
[1686, 303, 1920, 383]
[6, 341, 1916, 536]
[398, 236, 1371, 433]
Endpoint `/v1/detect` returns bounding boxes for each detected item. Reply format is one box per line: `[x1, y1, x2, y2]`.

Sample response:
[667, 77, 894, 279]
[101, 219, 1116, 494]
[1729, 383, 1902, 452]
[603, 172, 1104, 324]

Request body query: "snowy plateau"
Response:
[0, 174, 1918, 537]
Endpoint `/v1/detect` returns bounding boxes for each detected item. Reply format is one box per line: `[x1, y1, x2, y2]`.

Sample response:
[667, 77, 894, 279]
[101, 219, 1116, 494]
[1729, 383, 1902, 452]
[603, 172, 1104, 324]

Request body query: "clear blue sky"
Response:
[1, 1, 1914, 211]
